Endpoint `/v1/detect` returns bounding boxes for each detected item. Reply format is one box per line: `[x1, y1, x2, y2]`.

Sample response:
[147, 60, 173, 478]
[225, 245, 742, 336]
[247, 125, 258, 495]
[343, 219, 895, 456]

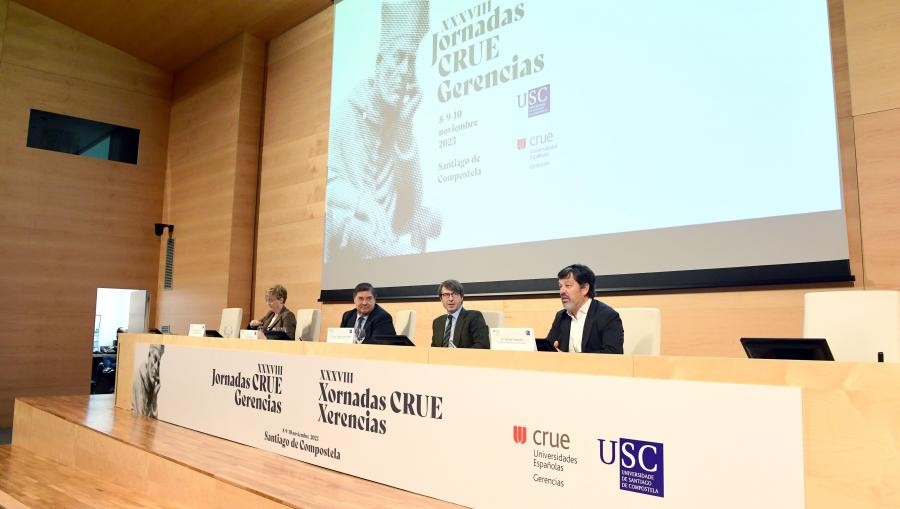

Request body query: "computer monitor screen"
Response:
[535, 338, 557, 352]
[364, 335, 415, 346]
[740, 338, 834, 361]
[263, 330, 293, 341]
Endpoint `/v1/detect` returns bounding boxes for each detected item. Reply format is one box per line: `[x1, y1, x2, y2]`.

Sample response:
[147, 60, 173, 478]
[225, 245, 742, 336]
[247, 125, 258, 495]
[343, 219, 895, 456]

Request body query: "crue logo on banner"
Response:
[513, 425, 527, 444]
[514, 424, 578, 489]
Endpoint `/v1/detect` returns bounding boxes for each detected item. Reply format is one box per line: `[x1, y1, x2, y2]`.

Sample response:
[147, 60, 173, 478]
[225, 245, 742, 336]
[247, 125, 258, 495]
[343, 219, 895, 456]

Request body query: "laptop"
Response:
[363, 335, 415, 346]
[263, 330, 293, 340]
[740, 338, 834, 361]
[535, 338, 557, 352]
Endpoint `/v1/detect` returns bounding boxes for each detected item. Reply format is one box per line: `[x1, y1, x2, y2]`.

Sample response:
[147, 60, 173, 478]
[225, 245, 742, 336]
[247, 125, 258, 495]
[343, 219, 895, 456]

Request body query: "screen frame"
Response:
[320, 259, 853, 301]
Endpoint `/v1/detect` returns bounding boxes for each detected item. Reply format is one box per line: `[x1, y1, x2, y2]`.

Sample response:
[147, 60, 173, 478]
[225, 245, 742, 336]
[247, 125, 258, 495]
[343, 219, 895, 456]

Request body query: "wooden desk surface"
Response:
[114, 334, 900, 509]
[15, 394, 461, 509]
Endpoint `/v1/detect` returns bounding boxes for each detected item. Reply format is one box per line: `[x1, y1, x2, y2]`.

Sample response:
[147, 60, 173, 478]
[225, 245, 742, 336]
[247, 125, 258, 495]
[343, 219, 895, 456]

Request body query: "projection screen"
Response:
[320, 0, 851, 300]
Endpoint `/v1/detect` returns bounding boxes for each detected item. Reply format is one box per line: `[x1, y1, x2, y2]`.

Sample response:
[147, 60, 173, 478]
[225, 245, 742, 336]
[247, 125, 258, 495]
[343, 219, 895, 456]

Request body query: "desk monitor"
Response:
[263, 330, 293, 341]
[740, 338, 834, 361]
[204, 330, 223, 338]
[364, 335, 415, 346]
[535, 338, 557, 352]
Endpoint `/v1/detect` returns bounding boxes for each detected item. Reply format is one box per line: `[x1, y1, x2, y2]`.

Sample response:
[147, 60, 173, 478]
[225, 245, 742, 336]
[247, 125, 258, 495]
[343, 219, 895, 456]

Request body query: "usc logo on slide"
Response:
[513, 425, 527, 444]
[598, 437, 665, 497]
[517, 84, 551, 117]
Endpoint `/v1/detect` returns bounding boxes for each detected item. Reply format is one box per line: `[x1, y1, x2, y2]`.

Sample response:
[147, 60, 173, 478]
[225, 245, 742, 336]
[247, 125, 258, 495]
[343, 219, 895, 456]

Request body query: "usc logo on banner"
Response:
[598, 437, 665, 498]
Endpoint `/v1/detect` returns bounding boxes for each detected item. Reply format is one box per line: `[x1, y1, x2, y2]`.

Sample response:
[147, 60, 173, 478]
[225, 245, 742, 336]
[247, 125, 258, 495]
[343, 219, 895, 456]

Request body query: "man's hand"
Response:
[398, 83, 422, 124]
[394, 83, 422, 157]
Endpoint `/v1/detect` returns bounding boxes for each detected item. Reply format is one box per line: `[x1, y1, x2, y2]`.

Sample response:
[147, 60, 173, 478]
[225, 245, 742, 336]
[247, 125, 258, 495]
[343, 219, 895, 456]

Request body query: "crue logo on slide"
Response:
[513, 425, 528, 444]
[517, 138, 526, 150]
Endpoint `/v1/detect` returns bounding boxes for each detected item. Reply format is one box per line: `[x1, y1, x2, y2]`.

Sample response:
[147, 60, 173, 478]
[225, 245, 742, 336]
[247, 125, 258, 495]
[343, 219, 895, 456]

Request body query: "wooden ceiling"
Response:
[15, 0, 332, 72]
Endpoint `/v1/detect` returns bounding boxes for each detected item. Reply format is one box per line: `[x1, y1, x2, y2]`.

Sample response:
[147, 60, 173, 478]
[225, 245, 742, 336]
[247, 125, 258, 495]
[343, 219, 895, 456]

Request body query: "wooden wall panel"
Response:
[154, 33, 264, 335]
[0, 2, 170, 426]
[838, 117, 865, 285]
[253, 7, 332, 322]
[847, 0, 900, 291]
[229, 36, 266, 314]
[830, 1, 865, 285]
[255, 3, 874, 353]
[844, 0, 900, 115]
[2, 2, 169, 99]
[0, 0, 7, 60]
[829, 0, 852, 120]
[855, 107, 900, 289]
[14, 0, 330, 72]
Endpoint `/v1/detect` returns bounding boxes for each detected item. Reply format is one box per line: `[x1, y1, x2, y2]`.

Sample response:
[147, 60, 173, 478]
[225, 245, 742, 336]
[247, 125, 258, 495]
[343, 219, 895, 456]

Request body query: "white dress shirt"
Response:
[567, 299, 592, 353]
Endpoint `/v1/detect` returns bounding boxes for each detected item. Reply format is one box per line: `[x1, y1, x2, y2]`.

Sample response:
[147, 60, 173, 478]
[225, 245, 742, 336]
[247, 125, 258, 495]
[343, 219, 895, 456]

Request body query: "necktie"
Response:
[355, 315, 365, 343]
[444, 315, 454, 348]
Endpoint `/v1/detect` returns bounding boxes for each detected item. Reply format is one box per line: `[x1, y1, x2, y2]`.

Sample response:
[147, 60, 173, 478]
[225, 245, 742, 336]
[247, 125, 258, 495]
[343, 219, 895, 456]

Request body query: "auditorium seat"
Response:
[478, 310, 504, 328]
[395, 310, 416, 340]
[803, 290, 900, 362]
[617, 307, 662, 355]
[218, 308, 243, 338]
[295, 309, 322, 341]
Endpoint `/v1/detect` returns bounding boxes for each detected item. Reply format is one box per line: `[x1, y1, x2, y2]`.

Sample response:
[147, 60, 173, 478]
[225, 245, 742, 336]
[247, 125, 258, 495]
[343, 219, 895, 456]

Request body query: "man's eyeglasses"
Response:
[440, 292, 461, 299]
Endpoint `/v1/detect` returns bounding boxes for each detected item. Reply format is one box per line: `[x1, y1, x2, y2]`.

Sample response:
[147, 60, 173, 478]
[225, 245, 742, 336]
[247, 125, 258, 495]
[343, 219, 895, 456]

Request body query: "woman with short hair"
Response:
[250, 284, 297, 340]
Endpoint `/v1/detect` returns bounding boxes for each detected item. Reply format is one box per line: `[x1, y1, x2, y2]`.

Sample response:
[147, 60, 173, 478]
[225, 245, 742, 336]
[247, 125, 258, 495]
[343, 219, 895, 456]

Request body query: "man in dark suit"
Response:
[547, 264, 624, 354]
[431, 279, 489, 349]
[340, 282, 396, 343]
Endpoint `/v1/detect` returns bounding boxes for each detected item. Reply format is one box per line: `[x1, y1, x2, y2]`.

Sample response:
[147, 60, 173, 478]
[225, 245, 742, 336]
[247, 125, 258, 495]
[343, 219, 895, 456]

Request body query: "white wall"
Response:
[95, 288, 144, 347]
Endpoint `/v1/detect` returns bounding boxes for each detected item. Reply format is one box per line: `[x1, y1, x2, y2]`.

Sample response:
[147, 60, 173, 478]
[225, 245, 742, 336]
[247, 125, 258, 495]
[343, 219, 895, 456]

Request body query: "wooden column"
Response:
[155, 32, 265, 334]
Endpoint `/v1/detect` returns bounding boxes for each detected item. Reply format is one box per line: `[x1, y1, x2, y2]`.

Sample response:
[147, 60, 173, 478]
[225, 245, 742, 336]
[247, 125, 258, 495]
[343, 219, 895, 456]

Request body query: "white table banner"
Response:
[132, 343, 804, 508]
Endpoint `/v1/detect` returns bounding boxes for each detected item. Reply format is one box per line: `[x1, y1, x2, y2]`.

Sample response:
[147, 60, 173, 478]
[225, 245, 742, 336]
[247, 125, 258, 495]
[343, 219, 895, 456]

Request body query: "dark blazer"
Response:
[431, 308, 489, 348]
[254, 307, 297, 340]
[340, 304, 396, 339]
[546, 299, 624, 354]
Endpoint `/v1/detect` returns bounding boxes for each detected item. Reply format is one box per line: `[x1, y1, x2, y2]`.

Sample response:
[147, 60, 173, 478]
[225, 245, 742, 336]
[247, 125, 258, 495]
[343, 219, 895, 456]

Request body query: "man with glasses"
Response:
[340, 282, 396, 343]
[431, 280, 489, 349]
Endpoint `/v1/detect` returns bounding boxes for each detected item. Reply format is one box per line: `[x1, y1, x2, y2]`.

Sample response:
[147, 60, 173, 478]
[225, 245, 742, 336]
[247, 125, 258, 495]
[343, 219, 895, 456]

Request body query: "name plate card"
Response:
[326, 327, 356, 344]
[239, 329, 259, 340]
[187, 324, 207, 337]
[490, 328, 536, 351]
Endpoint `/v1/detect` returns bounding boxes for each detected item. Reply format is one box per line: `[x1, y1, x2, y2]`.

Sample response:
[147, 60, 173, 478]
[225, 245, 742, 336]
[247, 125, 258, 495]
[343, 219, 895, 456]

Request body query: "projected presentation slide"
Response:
[322, 0, 848, 294]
